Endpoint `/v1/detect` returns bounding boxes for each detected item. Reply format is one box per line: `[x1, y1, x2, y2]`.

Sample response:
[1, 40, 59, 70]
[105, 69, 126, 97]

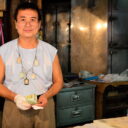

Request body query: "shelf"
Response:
[105, 104, 128, 110]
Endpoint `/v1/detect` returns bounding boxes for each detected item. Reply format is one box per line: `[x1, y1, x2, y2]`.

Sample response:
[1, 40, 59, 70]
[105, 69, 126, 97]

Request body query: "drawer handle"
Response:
[71, 110, 81, 117]
[71, 95, 80, 102]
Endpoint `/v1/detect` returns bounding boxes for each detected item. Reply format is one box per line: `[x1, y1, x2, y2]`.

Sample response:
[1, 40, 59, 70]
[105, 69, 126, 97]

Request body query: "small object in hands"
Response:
[24, 78, 29, 85]
[25, 94, 37, 105]
[32, 105, 43, 110]
[14, 94, 31, 110]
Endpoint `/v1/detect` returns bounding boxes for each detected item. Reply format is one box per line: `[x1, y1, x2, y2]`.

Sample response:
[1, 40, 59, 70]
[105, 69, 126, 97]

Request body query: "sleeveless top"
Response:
[0, 39, 57, 96]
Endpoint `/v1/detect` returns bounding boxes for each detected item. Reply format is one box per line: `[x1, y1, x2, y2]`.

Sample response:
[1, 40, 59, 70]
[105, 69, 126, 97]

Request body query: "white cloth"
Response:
[14, 94, 31, 110]
[0, 39, 57, 96]
[32, 105, 43, 110]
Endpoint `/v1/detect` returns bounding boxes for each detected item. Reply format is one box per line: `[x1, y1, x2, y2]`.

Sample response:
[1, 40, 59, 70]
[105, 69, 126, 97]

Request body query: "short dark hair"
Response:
[14, 2, 41, 21]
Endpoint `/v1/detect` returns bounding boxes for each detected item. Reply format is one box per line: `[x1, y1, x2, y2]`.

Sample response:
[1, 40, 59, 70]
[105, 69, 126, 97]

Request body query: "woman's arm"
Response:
[43, 55, 64, 98]
[37, 55, 63, 107]
[0, 56, 16, 101]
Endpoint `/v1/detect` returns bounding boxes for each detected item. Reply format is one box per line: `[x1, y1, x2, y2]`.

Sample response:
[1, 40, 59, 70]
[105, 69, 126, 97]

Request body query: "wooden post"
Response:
[37, 0, 42, 9]
[0, 12, 3, 17]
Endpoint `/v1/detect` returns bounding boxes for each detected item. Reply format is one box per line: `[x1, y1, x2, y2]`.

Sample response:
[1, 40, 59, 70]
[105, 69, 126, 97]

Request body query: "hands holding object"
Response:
[14, 94, 45, 110]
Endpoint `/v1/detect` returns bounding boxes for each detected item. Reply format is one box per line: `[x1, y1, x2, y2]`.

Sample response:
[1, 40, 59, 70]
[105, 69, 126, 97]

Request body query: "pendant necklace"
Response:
[17, 42, 39, 85]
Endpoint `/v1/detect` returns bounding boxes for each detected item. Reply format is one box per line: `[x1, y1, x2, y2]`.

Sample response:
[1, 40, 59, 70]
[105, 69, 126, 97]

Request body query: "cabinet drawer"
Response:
[56, 105, 94, 127]
[56, 87, 95, 108]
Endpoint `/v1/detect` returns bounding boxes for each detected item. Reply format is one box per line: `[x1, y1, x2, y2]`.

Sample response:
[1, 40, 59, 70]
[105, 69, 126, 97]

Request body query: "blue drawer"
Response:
[56, 105, 94, 127]
[56, 85, 95, 108]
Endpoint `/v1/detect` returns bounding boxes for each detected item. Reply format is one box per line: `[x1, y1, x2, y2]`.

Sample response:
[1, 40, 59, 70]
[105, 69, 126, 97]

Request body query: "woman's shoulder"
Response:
[39, 40, 57, 50]
[0, 39, 17, 50]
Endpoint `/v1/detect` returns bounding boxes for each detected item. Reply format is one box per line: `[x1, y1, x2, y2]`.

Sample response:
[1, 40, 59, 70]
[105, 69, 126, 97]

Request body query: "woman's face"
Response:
[15, 9, 41, 39]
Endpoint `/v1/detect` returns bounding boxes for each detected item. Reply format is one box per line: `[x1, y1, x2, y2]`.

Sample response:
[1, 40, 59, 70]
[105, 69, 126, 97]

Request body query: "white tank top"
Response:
[0, 39, 57, 96]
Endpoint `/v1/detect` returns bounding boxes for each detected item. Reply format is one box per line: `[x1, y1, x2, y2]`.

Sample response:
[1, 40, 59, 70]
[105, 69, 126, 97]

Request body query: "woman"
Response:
[0, 2, 63, 128]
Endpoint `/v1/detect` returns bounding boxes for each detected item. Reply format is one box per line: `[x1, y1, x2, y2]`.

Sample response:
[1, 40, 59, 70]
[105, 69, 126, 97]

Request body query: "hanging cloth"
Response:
[0, 19, 4, 45]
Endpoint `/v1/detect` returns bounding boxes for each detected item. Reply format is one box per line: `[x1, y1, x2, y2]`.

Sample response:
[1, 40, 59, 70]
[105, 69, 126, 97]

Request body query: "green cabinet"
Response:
[55, 83, 96, 127]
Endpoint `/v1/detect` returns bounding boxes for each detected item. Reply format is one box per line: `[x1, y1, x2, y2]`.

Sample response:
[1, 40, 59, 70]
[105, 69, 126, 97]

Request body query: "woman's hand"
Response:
[14, 94, 32, 110]
[35, 94, 48, 107]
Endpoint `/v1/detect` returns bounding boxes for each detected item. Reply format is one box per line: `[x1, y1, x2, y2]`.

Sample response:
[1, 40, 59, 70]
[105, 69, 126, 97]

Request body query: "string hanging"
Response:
[0, 19, 4, 45]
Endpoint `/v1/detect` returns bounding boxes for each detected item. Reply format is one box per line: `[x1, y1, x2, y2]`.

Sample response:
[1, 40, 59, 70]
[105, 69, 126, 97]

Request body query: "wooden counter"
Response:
[85, 81, 128, 119]
[87, 81, 128, 93]
[94, 116, 128, 128]
[72, 116, 128, 128]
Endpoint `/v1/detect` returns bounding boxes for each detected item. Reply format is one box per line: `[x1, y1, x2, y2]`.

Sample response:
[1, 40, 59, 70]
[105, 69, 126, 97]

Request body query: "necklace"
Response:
[17, 42, 39, 85]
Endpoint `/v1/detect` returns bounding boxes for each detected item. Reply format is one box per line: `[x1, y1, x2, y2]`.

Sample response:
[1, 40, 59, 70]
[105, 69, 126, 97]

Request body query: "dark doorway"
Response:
[108, 0, 128, 73]
[42, 0, 71, 74]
